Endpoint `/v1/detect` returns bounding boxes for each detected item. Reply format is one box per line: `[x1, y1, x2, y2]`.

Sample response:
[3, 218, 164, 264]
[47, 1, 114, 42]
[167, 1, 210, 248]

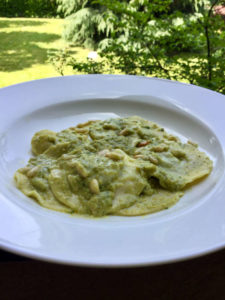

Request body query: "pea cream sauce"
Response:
[14, 116, 212, 217]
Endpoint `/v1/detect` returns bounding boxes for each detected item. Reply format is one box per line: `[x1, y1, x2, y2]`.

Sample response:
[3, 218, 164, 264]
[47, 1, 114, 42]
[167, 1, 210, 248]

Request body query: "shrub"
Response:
[0, 0, 58, 17]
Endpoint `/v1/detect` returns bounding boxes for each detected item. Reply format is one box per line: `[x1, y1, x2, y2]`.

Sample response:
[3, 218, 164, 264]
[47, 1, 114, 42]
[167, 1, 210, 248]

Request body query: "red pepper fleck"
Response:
[137, 140, 150, 147]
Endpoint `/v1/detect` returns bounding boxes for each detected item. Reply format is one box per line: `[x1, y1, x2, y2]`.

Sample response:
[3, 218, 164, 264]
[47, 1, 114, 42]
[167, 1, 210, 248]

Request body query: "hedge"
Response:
[0, 0, 58, 17]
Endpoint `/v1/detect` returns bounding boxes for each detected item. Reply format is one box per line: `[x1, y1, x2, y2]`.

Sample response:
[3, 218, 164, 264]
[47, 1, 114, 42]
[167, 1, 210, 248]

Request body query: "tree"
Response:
[57, 0, 115, 48]
[68, 0, 225, 93]
[53, 0, 225, 93]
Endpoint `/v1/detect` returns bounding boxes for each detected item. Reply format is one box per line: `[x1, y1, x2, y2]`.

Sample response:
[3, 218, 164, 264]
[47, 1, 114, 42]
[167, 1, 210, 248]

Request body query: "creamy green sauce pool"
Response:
[14, 116, 213, 216]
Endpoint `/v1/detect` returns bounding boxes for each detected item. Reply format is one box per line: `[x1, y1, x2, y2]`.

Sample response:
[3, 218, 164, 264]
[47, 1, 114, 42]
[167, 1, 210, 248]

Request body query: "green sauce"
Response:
[14, 116, 213, 217]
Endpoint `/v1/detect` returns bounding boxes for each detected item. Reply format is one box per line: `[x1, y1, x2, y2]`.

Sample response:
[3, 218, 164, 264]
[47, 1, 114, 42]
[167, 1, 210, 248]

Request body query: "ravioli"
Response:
[14, 116, 213, 217]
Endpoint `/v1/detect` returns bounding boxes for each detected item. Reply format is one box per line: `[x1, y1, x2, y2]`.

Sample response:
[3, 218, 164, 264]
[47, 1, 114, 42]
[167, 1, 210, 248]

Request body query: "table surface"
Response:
[1, 248, 225, 300]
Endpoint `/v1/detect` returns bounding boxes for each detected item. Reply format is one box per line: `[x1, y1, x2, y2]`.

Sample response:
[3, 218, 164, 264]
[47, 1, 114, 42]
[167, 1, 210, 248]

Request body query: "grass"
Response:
[0, 17, 90, 88]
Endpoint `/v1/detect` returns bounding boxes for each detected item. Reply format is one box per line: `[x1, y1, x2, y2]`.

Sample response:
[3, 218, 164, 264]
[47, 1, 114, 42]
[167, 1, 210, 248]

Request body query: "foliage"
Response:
[69, 57, 107, 74]
[47, 48, 72, 76]
[57, 0, 115, 48]
[68, 0, 225, 94]
[0, 0, 58, 17]
[57, 0, 88, 16]
[56, 0, 219, 48]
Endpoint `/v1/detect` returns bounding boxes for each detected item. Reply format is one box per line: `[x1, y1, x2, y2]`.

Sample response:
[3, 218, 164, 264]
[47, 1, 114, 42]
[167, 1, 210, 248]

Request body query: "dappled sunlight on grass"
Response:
[0, 18, 89, 88]
[0, 31, 60, 71]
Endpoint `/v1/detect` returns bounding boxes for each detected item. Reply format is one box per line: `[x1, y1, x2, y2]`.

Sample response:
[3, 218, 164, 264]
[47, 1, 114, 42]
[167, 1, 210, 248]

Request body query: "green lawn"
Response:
[0, 17, 90, 88]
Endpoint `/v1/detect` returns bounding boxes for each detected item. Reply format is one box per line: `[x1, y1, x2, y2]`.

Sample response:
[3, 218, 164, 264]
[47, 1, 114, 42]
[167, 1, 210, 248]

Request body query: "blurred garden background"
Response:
[0, 0, 224, 93]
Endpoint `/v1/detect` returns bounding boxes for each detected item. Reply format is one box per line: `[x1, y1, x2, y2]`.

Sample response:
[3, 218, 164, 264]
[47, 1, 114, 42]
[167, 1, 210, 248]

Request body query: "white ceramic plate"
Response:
[0, 75, 225, 267]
